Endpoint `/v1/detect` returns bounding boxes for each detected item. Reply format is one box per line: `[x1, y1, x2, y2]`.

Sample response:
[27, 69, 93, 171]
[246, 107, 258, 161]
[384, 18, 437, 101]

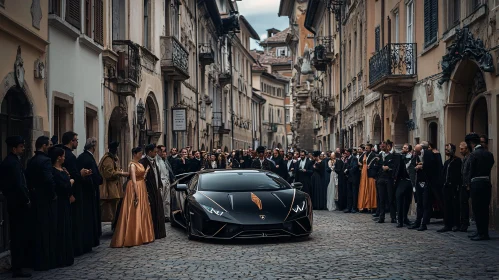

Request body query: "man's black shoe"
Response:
[468, 232, 478, 238]
[452, 226, 459, 232]
[343, 209, 351, 213]
[437, 227, 451, 233]
[396, 224, 404, 228]
[391, 219, 397, 224]
[408, 224, 420, 230]
[376, 219, 385, 224]
[459, 225, 468, 232]
[404, 219, 412, 225]
[372, 213, 380, 218]
[12, 271, 31, 278]
[417, 225, 428, 231]
[471, 235, 490, 241]
[372, 217, 379, 222]
[351, 210, 358, 214]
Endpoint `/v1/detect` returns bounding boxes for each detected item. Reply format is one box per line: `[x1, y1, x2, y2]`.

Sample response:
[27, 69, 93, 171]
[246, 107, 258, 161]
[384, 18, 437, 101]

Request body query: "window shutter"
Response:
[424, 0, 431, 45]
[66, 0, 81, 30]
[94, 0, 104, 45]
[431, 0, 438, 44]
[374, 26, 380, 51]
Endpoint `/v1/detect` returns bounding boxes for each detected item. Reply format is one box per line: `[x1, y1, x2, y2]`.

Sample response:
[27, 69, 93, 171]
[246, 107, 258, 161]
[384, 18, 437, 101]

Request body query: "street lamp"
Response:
[136, 98, 146, 146]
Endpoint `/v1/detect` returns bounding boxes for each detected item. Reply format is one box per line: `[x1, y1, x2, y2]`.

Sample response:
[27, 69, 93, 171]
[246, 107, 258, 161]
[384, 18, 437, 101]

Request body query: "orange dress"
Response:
[111, 161, 155, 247]
[357, 154, 377, 210]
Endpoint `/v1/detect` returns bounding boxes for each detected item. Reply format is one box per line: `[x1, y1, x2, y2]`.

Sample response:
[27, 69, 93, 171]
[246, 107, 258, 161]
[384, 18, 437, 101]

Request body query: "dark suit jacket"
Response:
[294, 158, 313, 181]
[442, 157, 462, 188]
[77, 150, 103, 191]
[347, 156, 360, 183]
[26, 151, 56, 201]
[0, 153, 30, 208]
[378, 152, 396, 178]
[251, 158, 275, 171]
[273, 156, 288, 179]
[172, 157, 190, 175]
[189, 158, 202, 172]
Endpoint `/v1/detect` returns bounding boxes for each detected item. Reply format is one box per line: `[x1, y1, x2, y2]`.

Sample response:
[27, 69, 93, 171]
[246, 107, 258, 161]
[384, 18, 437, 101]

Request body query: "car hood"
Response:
[194, 189, 305, 224]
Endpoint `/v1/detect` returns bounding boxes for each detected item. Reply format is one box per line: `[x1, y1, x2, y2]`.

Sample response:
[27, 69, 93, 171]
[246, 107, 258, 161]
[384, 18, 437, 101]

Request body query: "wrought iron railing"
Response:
[113, 40, 141, 86]
[315, 36, 334, 56]
[199, 43, 214, 57]
[368, 43, 417, 86]
[160, 36, 189, 76]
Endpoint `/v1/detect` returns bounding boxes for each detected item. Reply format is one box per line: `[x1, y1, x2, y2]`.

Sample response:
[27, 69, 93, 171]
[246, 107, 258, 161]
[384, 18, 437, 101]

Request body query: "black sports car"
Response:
[170, 169, 313, 239]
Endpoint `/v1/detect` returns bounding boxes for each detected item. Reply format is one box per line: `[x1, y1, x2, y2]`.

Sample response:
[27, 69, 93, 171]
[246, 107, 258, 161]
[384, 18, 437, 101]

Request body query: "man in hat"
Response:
[251, 146, 275, 171]
[0, 136, 31, 278]
[25, 135, 57, 270]
[98, 142, 128, 225]
[465, 133, 494, 241]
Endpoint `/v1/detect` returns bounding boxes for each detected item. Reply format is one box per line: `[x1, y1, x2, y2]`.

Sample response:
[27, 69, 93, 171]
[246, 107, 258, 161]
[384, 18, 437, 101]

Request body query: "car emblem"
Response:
[259, 215, 266, 220]
[251, 193, 262, 210]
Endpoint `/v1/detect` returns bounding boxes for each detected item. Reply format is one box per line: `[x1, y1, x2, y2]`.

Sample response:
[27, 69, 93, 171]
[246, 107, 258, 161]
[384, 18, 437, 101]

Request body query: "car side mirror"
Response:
[174, 183, 188, 192]
[291, 182, 303, 190]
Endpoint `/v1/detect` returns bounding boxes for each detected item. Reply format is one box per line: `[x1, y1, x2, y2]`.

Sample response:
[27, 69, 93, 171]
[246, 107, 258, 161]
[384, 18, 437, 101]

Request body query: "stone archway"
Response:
[445, 59, 488, 147]
[108, 105, 130, 167]
[373, 114, 382, 144]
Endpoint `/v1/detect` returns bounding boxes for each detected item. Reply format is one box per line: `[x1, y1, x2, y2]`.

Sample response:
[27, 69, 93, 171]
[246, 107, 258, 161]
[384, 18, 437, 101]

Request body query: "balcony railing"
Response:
[266, 123, 278, 133]
[313, 44, 332, 72]
[199, 43, 215, 65]
[160, 36, 189, 80]
[315, 36, 334, 57]
[368, 43, 417, 88]
[218, 65, 232, 86]
[112, 40, 141, 96]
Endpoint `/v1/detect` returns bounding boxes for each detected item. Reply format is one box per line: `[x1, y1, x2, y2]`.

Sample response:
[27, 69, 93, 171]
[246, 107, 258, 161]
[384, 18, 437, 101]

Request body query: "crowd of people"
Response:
[0, 130, 495, 278]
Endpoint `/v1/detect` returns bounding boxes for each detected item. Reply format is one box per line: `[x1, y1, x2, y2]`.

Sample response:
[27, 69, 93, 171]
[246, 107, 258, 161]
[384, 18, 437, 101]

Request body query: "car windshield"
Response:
[198, 172, 291, 192]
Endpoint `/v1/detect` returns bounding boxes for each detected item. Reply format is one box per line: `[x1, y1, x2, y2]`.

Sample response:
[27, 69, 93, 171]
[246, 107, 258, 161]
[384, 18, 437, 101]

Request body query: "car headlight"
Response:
[292, 201, 306, 213]
[201, 204, 224, 216]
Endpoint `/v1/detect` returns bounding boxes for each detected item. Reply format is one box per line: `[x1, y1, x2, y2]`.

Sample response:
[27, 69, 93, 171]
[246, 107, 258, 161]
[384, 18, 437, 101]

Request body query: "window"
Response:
[84, 0, 92, 37]
[424, 0, 438, 47]
[277, 109, 281, 123]
[470, 0, 482, 13]
[112, 0, 126, 40]
[53, 97, 74, 142]
[66, 0, 81, 30]
[285, 108, 290, 123]
[94, 0, 104, 44]
[406, 1, 414, 43]
[276, 47, 287, 57]
[447, 0, 460, 29]
[144, 0, 151, 49]
[374, 26, 380, 52]
[85, 106, 99, 160]
[359, 23, 363, 71]
[394, 10, 399, 43]
[171, 0, 180, 38]
[49, 0, 62, 16]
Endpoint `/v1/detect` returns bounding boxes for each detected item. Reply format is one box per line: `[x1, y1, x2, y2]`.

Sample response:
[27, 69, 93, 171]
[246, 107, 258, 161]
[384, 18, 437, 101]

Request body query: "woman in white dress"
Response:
[326, 152, 338, 211]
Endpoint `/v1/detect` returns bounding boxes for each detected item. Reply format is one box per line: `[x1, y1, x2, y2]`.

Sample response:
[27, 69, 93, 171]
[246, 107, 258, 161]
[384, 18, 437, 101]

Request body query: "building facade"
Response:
[0, 0, 50, 253]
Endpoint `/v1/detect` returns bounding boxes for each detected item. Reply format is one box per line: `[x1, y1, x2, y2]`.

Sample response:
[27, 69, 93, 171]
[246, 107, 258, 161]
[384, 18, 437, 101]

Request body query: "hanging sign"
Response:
[172, 108, 187, 131]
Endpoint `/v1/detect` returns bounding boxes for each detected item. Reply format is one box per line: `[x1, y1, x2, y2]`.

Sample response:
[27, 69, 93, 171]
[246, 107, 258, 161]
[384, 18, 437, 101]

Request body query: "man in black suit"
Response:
[409, 143, 437, 231]
[189, 150, 202, 172]
[375, 140, 396, 223]
[25, 136, 57, 270]
[251, 146, 275, 171]
[345, 148, 360, 213]
[394, 143, 413, 228]
[438, 143, 462, 233]
[172, 148, 190, 175]
[60, 131, 92, 256]
[286, 152, 298, 184]
[77, 137, 103, 248]
[0, 136, 31, 278]
[466, 133, 495, 241]
[294, 150, 313, 195]
[139, 144, 167, 239]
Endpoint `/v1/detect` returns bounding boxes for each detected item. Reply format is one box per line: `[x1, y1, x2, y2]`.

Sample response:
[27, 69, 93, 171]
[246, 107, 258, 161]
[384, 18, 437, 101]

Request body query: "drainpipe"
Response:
[339, 10, 343, 149]
[380, 0, 386, 141]
[229, 38, 234, 150]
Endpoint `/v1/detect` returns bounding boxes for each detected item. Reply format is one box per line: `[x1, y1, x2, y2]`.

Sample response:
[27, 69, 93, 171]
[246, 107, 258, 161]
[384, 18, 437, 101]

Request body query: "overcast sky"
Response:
[237, 0, 289, 50]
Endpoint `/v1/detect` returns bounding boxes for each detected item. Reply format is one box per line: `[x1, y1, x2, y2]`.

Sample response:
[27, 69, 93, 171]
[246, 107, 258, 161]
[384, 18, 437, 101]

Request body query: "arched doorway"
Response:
[145, 93, 160, 145]
[108, 106, 130, 167]
[428, 121, 438, 148]
[318, 140, 323, 151]
[471, 97, 488, 136]
[1, 86, 33, 163]
[201, 143, 205, 151]
[394, 104, 409, 147]
[446, 60, 488, 147]
[373, 114, 381, 144]
[277, 142, 282, 149]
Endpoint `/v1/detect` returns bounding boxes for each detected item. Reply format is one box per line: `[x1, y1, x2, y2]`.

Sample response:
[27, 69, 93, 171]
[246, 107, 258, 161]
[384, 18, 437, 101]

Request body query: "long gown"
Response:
[310, 161, 327, 210]
[52, 167, 74, 267]
[358, 154, 377, 210]
[326, 160, 338, 211]
[111, 161, 155, 248]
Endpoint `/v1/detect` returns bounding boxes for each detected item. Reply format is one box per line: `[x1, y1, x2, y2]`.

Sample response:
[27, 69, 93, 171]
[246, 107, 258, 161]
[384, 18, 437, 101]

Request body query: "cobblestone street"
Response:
[1, 211, 497, 279]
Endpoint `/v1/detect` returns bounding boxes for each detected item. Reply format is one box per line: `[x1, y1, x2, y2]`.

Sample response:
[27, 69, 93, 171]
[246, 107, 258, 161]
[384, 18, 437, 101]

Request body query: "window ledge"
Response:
[48, 14, 80, 39]
[79, 34, 103, 54]
[463, 4, 487, 27]
[420, 41, 439, 56]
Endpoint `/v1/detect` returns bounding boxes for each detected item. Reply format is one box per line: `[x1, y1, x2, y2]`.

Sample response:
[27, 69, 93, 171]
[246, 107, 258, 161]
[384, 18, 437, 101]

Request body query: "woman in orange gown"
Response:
[111, 147, 155, 248]
[358, 145, 378, 211]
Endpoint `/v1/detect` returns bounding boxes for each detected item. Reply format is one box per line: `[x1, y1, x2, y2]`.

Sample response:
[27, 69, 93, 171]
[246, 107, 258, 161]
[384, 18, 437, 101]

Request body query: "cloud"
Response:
[260, 33, 268, 41]
[237, 0, 281, 15]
